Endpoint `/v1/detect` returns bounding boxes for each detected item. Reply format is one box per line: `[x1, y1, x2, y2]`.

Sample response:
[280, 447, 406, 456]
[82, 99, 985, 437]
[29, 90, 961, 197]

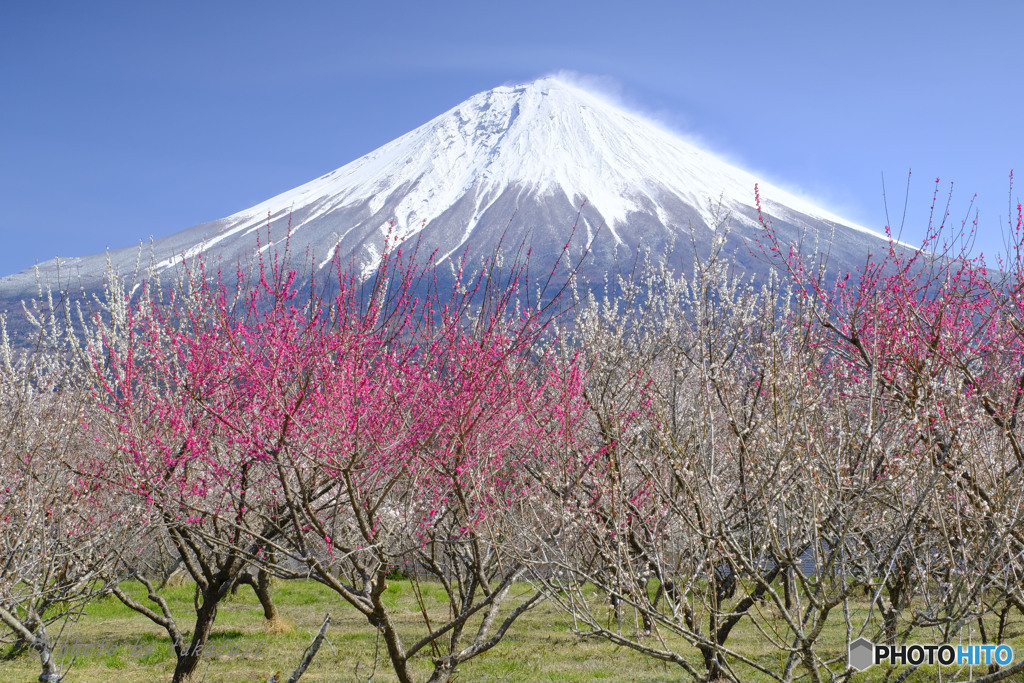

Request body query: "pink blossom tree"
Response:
[758, 179, 1024, 681]
[225, 246, 584, 683]
[80, 234, 585, 682]
[79, 259, 291, 683]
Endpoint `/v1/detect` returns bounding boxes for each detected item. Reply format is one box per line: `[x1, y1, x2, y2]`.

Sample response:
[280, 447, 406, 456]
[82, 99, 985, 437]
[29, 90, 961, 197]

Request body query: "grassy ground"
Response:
[3, 579, 1024, 682]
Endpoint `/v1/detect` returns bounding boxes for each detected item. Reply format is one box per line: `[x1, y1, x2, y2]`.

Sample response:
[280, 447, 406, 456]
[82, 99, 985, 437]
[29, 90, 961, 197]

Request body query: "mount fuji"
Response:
[1, 77, 889, 305]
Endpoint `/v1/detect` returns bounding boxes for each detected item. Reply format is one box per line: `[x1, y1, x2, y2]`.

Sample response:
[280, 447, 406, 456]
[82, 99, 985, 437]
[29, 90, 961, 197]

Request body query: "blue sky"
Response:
[1, 1, 1020, 277]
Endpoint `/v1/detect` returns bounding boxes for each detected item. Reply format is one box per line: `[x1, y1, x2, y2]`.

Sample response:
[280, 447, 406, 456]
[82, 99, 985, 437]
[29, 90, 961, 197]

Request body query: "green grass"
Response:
[3, 579, 1023, 682]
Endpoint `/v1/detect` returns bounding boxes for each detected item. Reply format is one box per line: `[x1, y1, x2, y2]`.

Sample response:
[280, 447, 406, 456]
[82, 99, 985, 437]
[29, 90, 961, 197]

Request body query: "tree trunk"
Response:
[232, 567, 279, 622]
[251, 569, 275, 621]
[35, 625, 62, 683]
[172, 592, 220, 683]
[427, 658, 456, 683]
[700, 645, 726, 683]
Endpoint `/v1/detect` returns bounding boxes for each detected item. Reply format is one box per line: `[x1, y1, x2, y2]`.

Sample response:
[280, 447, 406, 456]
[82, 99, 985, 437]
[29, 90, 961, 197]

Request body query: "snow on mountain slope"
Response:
[1, 76, 888, 299]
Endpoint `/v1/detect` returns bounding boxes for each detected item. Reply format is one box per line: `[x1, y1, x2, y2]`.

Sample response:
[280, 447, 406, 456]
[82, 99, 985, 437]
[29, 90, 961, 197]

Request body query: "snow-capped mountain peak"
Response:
[2, 76, 886, 299]
[221, 77, 870, 268]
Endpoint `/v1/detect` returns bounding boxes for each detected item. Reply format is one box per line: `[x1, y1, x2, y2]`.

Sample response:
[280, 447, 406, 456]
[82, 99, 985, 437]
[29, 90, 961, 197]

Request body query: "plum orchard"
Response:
[513, 193, 1024, 682]
[3, 190, 1024, 682]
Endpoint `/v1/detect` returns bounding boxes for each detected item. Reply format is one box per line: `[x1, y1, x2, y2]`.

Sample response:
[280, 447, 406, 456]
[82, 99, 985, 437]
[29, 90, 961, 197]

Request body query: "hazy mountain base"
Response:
[0, 200, 888, 353]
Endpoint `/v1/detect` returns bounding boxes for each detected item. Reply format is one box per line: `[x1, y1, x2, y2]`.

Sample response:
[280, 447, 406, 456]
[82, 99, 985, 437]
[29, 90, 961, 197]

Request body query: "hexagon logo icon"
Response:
[850, 637, 875, 671]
